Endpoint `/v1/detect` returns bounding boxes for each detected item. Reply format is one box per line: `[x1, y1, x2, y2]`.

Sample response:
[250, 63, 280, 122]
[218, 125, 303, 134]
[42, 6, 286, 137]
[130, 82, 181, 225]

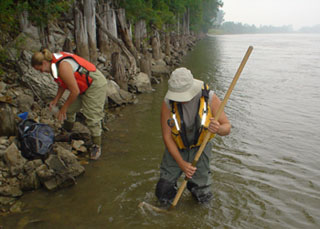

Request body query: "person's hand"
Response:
[49, 99, 58, 111]
[180, 161, 197, 179]
[208, 118, 220, 134]
[57, 106, 67, 122]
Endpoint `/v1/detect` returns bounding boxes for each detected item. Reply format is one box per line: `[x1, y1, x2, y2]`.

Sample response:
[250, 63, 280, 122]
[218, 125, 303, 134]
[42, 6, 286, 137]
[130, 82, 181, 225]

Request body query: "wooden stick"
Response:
[170, 46, 253, 209]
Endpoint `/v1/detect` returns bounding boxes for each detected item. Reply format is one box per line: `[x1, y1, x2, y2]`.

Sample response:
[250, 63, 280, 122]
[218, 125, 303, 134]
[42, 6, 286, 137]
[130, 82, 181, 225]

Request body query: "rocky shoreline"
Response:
[0, 23, 205, 215]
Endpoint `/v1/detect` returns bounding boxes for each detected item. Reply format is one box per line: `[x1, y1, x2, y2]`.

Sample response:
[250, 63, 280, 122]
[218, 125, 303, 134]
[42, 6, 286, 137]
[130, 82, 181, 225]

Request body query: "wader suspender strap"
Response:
[193, 83, 209, 145]
[176, 103, 190, 148]
[170, 101, 180, 131]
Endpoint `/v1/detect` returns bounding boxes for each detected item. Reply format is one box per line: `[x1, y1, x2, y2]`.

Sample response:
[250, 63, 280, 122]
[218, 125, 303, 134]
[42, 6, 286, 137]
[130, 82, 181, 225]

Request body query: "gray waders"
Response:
[155, 141, 213, 204]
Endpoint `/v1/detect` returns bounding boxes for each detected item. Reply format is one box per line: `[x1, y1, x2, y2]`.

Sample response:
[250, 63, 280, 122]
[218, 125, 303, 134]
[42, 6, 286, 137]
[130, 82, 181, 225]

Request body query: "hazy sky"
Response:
[222, 0, 320, 30]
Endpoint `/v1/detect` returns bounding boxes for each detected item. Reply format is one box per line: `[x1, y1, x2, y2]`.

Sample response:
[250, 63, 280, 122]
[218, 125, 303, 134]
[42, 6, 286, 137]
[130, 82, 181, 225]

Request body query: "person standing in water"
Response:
[155, 67, 231, 204]
[31, 49, 107, 160]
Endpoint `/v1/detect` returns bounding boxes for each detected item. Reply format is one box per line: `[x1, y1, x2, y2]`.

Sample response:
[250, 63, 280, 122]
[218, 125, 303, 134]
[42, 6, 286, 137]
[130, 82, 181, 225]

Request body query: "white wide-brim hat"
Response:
[165, 67, 203, 102]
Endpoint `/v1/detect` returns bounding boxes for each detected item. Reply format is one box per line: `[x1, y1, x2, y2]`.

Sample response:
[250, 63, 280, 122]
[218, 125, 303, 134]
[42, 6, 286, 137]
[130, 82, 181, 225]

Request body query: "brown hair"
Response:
[31, 49, 53, 67]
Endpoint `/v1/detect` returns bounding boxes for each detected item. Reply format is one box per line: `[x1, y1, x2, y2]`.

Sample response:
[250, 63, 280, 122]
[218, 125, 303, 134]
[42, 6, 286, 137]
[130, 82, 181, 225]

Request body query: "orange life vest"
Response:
[51, 52, 96, 94]
[170, 84, 214, 150]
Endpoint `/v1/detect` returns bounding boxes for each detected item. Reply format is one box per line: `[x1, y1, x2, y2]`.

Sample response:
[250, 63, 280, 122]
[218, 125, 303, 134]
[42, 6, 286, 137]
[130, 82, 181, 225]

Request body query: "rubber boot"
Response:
[187, 181, 213, 204]
[155, 178, 177, 205]
[90, 135, 101, 160]
[62, 120, 74, 132]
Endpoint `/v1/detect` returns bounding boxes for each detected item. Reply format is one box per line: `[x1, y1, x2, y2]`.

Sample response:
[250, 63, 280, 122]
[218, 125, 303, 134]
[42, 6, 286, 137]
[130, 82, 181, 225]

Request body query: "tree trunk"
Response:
[106, 3, 117, 38]
[171, 32, 180, 50]
[134, 19, 147, 52]
[182, 7, 190, 35]
[74, 1, 90, 61]
[151, 30, 161, 60]
[63, 37, 73, 52]
[96, 13, 137, 74]
[111, 52, 127, 91]
[140, 46, 151, 79]
[177, 13, 180, 36]
[84, 0, 97, 63]
[19, 10, 31, 32]
[165, 32, 170, 56]
[38, 25, 50, 49]
[116, 8, 139, 61]
[97, 2, 109, 55]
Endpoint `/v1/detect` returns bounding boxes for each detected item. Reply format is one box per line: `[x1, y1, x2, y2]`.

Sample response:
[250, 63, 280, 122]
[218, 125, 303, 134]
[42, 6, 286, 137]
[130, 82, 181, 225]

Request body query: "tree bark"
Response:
[19, 10, 31, 32]
[116, 8, 139, 62]
[74, 1, 90, 61]
[182, 7, 190, 35]
[97, 2, 109, 55]
[134, 19, 147, 52]
[96, 13, 137, 74]
[165, 32, 171, 56]
[151, 30, 161, 60]
[63, 37, 73, 52]
[140, 46, 151, 79]
[106, 2, 117, 38]
[111, 52, 127, 91]
[84, 0, 97, 63]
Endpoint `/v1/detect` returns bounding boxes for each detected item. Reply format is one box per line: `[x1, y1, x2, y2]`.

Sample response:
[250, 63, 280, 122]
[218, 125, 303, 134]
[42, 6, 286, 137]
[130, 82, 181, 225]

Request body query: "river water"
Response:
[1, 34, 320, 228]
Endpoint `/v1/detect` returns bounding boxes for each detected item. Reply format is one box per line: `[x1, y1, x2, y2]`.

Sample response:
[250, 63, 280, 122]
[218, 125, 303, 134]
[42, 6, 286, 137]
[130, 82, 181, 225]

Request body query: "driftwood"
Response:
[116, 9, 139, 62]
[95, 13, 137, 74]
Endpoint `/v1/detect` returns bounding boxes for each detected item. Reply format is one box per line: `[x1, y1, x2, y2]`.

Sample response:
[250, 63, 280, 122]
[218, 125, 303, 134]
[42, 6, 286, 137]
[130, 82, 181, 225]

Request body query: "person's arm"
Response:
[161, 101, 197, 179]
[50, 86, 65, 109]
[56, 61, 80, 121]
[208, 94, 231, 135]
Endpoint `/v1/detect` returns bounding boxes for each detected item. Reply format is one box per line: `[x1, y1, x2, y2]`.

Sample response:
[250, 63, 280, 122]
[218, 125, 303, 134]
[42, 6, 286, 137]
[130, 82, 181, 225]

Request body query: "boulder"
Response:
[128, 72, 153, 93]
[151, 64, 170, 78]
[0, 103, 16, 137]
[106, 79, 135, 105]
[4, 143, 27, 176]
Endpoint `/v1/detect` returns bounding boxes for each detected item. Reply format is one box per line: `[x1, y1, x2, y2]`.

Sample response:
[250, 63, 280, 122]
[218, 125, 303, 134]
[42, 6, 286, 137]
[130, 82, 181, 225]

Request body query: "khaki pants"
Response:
[66, 69, 107, 137]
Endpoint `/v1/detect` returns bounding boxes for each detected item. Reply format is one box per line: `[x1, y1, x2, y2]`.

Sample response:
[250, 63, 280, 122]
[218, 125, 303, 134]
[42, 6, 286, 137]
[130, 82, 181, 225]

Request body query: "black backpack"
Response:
[18, 119, 55, 160]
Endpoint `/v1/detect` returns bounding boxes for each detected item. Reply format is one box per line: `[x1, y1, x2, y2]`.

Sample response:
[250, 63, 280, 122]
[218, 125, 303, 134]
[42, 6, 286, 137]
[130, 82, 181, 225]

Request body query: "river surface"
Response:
[1, 34, 320, 228]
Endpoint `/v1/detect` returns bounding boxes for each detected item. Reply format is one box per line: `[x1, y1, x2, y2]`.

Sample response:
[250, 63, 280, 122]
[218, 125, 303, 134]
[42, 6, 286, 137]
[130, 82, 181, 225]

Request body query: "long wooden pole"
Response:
[169, 46, 254, 210]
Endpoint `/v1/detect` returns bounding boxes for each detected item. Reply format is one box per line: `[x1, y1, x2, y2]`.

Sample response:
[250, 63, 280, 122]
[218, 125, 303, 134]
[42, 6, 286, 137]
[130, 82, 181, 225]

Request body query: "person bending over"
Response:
[31, 49, 107, 160]
[155, 67, 231, 204]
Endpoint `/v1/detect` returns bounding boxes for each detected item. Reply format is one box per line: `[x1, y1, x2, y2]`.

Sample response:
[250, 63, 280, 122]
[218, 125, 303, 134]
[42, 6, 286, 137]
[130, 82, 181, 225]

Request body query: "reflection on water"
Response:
[1, 34, 320, 228]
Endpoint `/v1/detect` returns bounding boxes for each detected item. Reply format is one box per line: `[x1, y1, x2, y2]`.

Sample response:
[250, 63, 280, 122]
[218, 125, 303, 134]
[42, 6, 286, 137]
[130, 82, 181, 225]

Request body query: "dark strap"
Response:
[176, 103, 190, 148]
[85, 71, 91, 87]
[202, 83, 209, 99]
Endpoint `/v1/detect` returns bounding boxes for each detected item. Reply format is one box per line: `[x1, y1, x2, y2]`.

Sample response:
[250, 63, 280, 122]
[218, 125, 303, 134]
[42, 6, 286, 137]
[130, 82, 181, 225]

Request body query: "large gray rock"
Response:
[151, 64, 170, 78]
[129, 72, 153, 93]
[4, 143, 27, 176]
[0, 103, 16, 137]
[20, 171, 41, 191]
[0, 81, 7, 94]
[106, 79, 136, 105]
[21, 160, 42, 191]
[0, 184, 23, 197]
[16, 93, 34, 113]
[41, 145, 85, 190]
